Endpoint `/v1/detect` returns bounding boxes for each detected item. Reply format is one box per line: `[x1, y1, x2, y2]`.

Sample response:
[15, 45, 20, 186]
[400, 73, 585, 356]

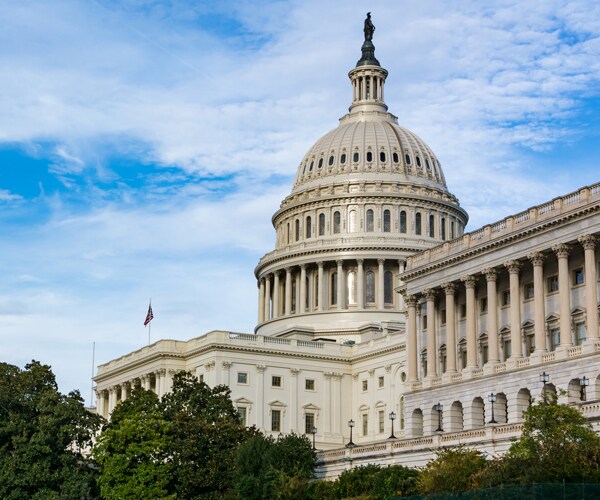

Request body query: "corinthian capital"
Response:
[578, 234, 598, 250]
[461, 275, 477, 289]
[441, 282, 458, 295]
[552, 243, 571, 258]
[504, 260, 522, 274]
[424, 288, 438, 301]
[527, 252, 546, 266]
[482, 268, 498, 281]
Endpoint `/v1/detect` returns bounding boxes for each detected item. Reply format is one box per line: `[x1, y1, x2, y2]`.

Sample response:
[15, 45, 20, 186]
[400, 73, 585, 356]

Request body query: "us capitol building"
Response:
[94, 17, 600, 477]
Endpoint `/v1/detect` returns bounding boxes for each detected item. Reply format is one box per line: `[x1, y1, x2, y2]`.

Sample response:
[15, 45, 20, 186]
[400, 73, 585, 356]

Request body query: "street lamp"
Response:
[488, 393, 497, 424]
[539, 372, 550, 384]
[346, 419, 355, 448]
[580, 376, 589, 401]
[311, 426, 317, 450]
[388, 411, 397, 439]
[434, 403, 443, 432]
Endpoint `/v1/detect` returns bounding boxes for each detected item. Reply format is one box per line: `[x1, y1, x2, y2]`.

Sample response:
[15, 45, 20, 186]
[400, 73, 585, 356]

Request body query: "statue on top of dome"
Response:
[364, 12, 375, 42]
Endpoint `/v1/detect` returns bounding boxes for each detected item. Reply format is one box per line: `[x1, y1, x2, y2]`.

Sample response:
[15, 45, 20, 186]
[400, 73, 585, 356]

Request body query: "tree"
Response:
[0, 360, 102, 499]
[327, 464, 419, 499]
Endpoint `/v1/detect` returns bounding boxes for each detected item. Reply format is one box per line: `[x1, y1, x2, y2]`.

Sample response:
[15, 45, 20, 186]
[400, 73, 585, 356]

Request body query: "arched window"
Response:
[380, 151, 386, 162]
[400, 210, 407, 233]
[415, 213, 422, 235]
[366, 271, 375, 304]
[286, 222, 290, 244]
[291, 278, 297, 313]
[366, 209, 374, 232]
[405, 154, 411, 165]
[425, 158, 431, 170]
[441, 217, 446, 240]
[450, 221, 455, 239]
[333, 211, 341, 234]
[416, 156, 422, 167]
[384, 271, 393, 304]
[318, 158, 323, 169]
[366, 151, 373, 162]
[328, 155, 334, 166]
[429, 214, 435, 238]
[306, 216, 312, 239]
[393, 152, 399, 163]
[295, 219, 300, 241]
[349, 210, 357, 233]
[383, 209, 391, 232]
[353, 152, 359, 162]
[331, 272, 338, 305]
[318, 213, 325, 236]
[309, 161, 314, 171]
[347, 271, 357, 306]
[340, 153, 347, 164]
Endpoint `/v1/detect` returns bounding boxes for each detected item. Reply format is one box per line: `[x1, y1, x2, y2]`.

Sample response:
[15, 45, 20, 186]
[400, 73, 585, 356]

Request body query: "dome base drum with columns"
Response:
[93, 15, 600, 479]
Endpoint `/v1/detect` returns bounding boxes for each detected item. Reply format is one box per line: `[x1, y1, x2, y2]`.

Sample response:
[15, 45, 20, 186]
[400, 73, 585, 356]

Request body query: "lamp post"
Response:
[539, 371, 550, 384]
[488, 393, 497, 424]
[434, 403, 443, 432]
[346, 419, 355, 448]
[311, 426, 317, 450]
[580, 376, 589, 401]
[388, 411, 397, 439]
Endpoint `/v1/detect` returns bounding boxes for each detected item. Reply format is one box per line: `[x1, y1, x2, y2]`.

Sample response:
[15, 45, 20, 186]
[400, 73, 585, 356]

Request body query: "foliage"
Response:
[328, 463, 419, 499]
[417, 446, 487, 495]
[0, 360, 103, 499]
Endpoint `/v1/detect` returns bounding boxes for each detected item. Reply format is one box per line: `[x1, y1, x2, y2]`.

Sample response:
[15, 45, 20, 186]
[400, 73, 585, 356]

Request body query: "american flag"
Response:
[144, 303, 154, 326]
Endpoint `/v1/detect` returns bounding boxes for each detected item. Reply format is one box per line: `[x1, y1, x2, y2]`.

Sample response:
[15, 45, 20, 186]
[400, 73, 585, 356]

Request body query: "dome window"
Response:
[429, 214, 435, 238]
[366, 209, 374, 232]
[366, 271, 375, 304]
[333, 211, 341, 234]
[366, 151, 373, 162]
[309, 161, 314, 171]
[441, 217, 446, 241]
[383, 210, 391, 232]
[416, 156, 422, 167]
[415, 213, 422, 235]
[295, 219, 301, 241]
[393, 152, 399, 163]
[384, 271, 394, 304]
[318, 158, 323, 169]
[400, 211, 407, 234]
[328, 155, 334, 166]
[380, 152, 386, 162]
[318, 213, 325, 236]
[306, 216, 312, 239]
[340, 153, 347, 164]
[302, 163, 307, 174]
[331, 272, 338, 306]
[405, 154, 411, 165]
[353, 152, 360, 162]
[425, 158, 431, 170]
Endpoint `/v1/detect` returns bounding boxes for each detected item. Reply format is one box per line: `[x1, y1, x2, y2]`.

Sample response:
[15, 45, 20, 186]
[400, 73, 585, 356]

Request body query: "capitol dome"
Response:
[254, 24, 468, 338]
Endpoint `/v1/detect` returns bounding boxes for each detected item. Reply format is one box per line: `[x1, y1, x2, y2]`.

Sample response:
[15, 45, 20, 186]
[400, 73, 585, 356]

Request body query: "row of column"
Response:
[258, 258, 406, 323]
[353, 73, 384, 102]
[405, 235, 599, 382]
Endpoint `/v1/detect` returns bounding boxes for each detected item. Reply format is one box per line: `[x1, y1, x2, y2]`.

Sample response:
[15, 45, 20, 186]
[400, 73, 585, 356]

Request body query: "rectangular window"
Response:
[550, 328, 560, 351]
[378, 410, 385, 433]
[378, 376, 384, 388]
[305, 379, 315, 391]
[460, 304, 467, 318]
[237, 372, 248, 384]
[503, 339, 512, 360]
[272, 375, 282, 388]
[525, 334, 535, 356]
[575, 323, 586, 345]
[238, 407, 247, 426]
[362, 380, 368, 391]
[481, 344, 488, 365]
[547, 275, 559, 293]
[480, 297, 488, 313]
[460, 349, 467, 369]
[573, 268, 584, 286]
[362, 414, 368, 436]
[423, 314, 428, 330]
[524, 282, 534, 300]
[501, 290, 510, 306]
[440, 309, 447, 325]
[305, 412, 315, 434]
[271, 409, 281, 432]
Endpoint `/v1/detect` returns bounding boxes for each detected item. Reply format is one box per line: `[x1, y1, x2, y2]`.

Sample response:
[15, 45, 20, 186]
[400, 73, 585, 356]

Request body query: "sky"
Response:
[1, 0, 600, 405]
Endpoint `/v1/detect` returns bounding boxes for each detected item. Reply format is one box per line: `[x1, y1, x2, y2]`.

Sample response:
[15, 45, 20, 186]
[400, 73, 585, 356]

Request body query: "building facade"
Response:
[94, 22, 600, 478]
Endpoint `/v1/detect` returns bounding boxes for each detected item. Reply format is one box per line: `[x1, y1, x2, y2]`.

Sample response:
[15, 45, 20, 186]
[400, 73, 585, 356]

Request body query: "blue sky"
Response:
[1, 0, 599, 404]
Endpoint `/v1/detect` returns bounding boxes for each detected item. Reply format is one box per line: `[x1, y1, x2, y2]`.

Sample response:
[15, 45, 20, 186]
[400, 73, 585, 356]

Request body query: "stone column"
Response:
[156, 369, 166, 397]
[108, 387, 117, 414]
[424, 288, 438, 378]
[462, 275, 478, 369]
[483, 269, 500, 364]
[285, 268, 292, 315]
[528, 253, 547, 354]
[336, 260, 344, 309]
[324, 372, 332, 435]
[290, 368, 299, 433]
[256, 365, 266, 429]
[264, 275, 271, 321]
[378, 259, 385, 309]
[258, 278, 265, 324]
[397, 260, 406, 310]
[406, 295, 419, 382]
[332, 373, 342, 435]
[505, 260, 523, 358]
[96, 390, 106, 418]
[295, 273, 301, 313]
[553, 244, 572, 348]
[357, 259, 365, 309]
[317, 262, 324, 311]
[121, 382, 130, 402]
[579, 235, 599, 341]
[221, 362, 231, 386]
[299, 264, 307, 314]
[442, 282, 458, 373]
[308, 268, 315, 312]
[273, 271, 280, 319]
[166, 369, 175, 393]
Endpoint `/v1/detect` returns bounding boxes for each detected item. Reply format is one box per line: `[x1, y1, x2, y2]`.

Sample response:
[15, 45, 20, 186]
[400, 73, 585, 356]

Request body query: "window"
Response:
[384, 271, 393, 304]
[272, 375, 282, 388]
[305, 379, 315, 391]
[460, 346, 467, 369]
[271, 409, 281, 432]
[347, 271, 357, 305]
[348, 210, 357, 232]
[393, 152, 399, 163]
[328, 155, 334, 166]
[383, 210, 391, 232]
[440, 309, 447, 325]
[547, 275, 559, 293]
[416, 156, 422, 167]
[305, 216, 312, 239]
[573, 268, 584, 286]
[425, 158, 431, 170]
[423, 314, 428, 330]
[400, 210, 407, 233]
[440, 346, 447, 372]
[429, 214, 435, 238]
[405, 153, 411, 165]
[378, 410, 385, 433]
[450, 221, 455, 239]
[524, 283, 534, 300]
[502, 337, 511, 361]
[366, 271, 375, 303]
[501, 290, 510, 306]
[309, 160, 314, 171]
[318, 213, 325, 236]
[295, 219, 300, 241]
[340, 153, 346, 164]
[318, 158, 323, 169]
[415, 213, 422, 235]
[480, 337, 489, 364]
[549, 327, 560, 351]
[366, 209, 374, 232]
[378, 376, 384, 388]
[366, 151, 373, 162]
[380, 151, 386, 162]
[441, 217, 446, 240]
[353, 152, 359, 162]
[305, 412, 315, 434]
[362, 414, 368, 436]
[362, 380, 368, 391]
[460, 303, 467, 318]
[331, 272, 338, 306]
[575, 323, 586, 345]
[480, 297, 488, 313]
[525, 331, 535, 356]
[291, 278, 297, 312]
[333, 211, 341, 234]
[238, 407, 247, 426]
[237, 372, 248, 384]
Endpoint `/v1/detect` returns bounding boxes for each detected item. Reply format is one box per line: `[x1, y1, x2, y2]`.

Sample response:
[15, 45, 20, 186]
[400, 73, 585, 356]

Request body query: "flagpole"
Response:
[90, 341, 95, 408]
[148, 299, 151, 345]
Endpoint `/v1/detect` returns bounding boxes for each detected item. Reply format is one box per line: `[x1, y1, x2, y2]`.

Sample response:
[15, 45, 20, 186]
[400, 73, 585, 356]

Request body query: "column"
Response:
[406, 295, 419, 382]
[317, 262, 324, 311]
[295, 273, 301, 313]
[308, 268, 315, 312]
[424, 288, 437, 378]
[96, 390, 105, 418]
[299, 264, 307, 314]
[142, 374, 150, 390]
[505, 260, 523, 358]
[155, 369, 165, 397]
[336, 260, 344, 309]
[324, 372, 332, 435]
[166, 369, 175, 393]
[256, 365, 265, 429]
[290, 368, 299, 433]
[221, 362, 231, 386]
[108, 387, 116, 414]
[377, 259, 385, 309]
[258, 278, 265, 323]
[264, 275, 271, 321]
[285, 268, 292, 315]
[273, 271, 280, 319]
[442, 282, 457, 373]
[462, 275, 478, 368]
[121, 382, 130, 402]
[528, 253, 547, 353]
[397, 259, 406, 310]
[332, 373, 342, 435]
[483, 268, 500, 364]
[553, 244, 572, 347]
[579, 235, 599, 340]
[357, 259, 365, 309]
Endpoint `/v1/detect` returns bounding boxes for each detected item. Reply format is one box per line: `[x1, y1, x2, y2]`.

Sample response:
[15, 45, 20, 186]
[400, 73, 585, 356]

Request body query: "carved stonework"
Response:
[578, 234, 598, 250]
[404, 294, 418, 308]
[527, 252, 546, 267]
[256, 364, 266, 373]
[552, 243, 571, 258]
[482, 268, 498, 282]
[222, 361, 232, 369]
[290, 368, 300, 377]
[441, 282, 458, 295]
[368, 368, 375, 377]
[504, 260, 522, 274]
[424, 288, 437, 301]
[461, 275, 477, 289]
[385, 364, 392, 373]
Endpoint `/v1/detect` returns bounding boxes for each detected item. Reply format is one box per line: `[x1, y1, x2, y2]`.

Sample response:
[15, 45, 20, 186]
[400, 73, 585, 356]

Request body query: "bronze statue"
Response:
[364, 12, 375, 42]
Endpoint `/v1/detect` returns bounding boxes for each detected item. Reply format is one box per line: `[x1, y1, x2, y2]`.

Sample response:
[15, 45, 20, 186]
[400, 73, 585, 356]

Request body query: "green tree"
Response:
[0, 360, 102, 499]
[332, 463, 419, 499]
